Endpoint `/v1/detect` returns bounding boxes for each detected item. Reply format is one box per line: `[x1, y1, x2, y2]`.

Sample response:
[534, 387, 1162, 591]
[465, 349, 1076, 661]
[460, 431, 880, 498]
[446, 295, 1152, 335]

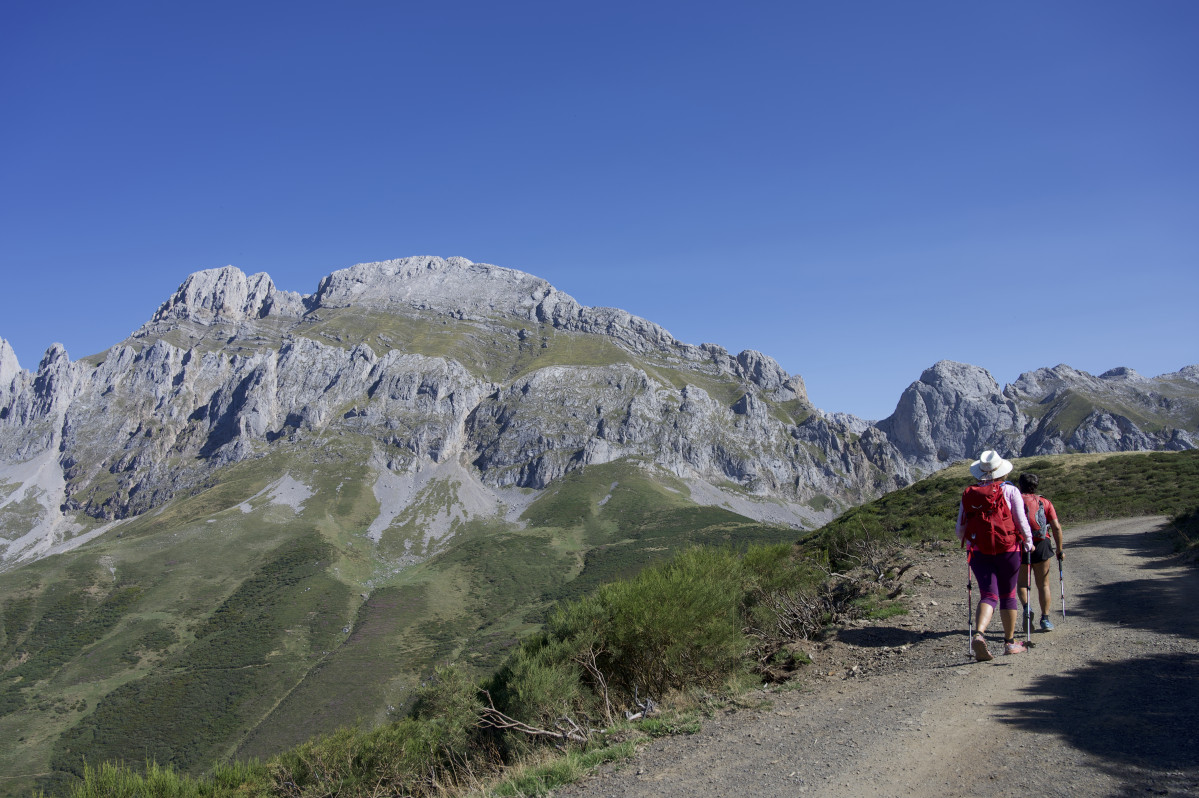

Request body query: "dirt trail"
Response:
[553, 517, 1199, 798]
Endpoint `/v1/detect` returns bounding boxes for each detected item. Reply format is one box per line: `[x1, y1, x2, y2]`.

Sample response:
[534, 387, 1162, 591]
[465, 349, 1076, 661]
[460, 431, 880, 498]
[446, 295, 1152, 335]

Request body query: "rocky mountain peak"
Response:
[1177, 366, 1199, 384]
[2, 255, 1196, 572]
[1007, 364, 1141, 403]
[875, 360, 1023, 470]
[0, 338, 20, 389]
[311, 256, 556, 320]
[1100, 366, 1147, 382]
[918, 360, 1002, 397]
[150, 266, 305, 325]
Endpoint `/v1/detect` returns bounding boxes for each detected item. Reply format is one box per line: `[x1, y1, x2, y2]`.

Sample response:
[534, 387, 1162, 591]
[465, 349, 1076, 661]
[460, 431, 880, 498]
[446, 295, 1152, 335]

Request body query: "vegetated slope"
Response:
[807, 448, 1199, 560]
[0, 452, 796, 796]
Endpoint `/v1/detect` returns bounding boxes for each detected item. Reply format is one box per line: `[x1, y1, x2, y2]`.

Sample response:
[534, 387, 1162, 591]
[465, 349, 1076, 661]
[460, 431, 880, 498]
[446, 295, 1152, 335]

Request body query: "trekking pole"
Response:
[966, 550, 974, 656]
[1059, 558, 1066, 618]
[1025, 555, 1033, 645]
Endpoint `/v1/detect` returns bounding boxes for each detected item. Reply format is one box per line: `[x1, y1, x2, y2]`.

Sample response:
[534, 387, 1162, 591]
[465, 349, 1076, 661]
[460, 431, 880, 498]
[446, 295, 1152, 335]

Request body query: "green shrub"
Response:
[411, 664, 487, 753]
[1170, 505, 1199, 554]
[491, 642, 588, 730]
[551, 547, 748, 699]
[268, 719, 466, 798]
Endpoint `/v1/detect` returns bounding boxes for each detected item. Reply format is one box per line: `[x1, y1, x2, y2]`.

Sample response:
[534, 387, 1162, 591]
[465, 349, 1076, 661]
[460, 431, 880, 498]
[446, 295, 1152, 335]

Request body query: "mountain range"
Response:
[1, 255, 1196, 789]
[4, 256, 1195, 569]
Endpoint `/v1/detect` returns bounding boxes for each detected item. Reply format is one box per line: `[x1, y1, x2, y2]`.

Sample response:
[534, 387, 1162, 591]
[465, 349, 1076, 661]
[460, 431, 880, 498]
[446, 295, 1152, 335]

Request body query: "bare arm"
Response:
[1051, 517, 1064, 560]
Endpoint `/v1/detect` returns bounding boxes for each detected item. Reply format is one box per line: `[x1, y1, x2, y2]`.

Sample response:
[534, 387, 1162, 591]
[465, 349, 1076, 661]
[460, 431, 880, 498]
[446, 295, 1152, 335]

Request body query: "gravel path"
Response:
[553, 517, 1199, 798]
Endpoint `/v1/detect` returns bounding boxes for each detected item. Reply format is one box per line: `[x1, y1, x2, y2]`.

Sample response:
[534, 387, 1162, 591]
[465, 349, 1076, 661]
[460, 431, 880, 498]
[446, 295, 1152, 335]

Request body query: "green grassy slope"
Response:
[0, 451, 794, 796]
[806, 449, 1199, 558]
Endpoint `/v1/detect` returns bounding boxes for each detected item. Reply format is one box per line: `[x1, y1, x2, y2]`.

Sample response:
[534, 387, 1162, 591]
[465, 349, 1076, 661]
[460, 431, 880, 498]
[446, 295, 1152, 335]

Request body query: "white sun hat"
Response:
[970, 450, 1013, 481]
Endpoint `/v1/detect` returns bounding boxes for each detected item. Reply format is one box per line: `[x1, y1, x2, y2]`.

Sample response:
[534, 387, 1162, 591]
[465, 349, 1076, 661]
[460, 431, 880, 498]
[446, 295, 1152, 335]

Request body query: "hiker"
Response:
[957, 450, 1033, 660]
[1016, 472, 1064, 630]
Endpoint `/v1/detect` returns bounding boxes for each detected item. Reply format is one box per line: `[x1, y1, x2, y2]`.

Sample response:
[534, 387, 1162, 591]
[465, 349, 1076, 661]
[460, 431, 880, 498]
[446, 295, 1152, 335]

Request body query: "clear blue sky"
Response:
[2, 1, 1196, 420]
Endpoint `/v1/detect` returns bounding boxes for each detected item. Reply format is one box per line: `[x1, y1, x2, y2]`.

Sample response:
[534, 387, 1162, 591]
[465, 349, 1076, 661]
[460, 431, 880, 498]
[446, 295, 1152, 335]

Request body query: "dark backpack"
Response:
[961, 481, 1018, 554]
[1023, 494, 1049, 542]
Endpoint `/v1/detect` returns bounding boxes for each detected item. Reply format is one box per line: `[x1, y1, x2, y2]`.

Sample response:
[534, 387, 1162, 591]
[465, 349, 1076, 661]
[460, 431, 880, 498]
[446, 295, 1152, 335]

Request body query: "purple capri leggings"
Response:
[969, 550, 1022, 610]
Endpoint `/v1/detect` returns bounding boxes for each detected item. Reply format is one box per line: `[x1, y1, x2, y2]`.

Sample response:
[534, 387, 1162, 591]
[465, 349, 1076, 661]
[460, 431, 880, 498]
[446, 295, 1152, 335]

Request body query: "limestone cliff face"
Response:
[1, 256, 1195, 567]
[151, 267, 306, 324]
[875, 361, 1026, 472]
[1004, 364, 1198, 455]
[876, 360, 1199, 471]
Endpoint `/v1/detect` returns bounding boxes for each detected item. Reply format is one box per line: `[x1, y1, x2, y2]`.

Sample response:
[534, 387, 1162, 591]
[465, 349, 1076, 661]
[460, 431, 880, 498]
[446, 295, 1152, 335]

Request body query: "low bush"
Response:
[1170, 505, 1199, 555]
[267, 719, 471, 798]
[567, 547, 749, 698]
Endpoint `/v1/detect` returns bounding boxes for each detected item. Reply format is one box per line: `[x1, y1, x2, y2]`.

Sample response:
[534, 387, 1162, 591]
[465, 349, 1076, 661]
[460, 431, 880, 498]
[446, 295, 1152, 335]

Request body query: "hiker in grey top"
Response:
[1017, 472, 1065, 631]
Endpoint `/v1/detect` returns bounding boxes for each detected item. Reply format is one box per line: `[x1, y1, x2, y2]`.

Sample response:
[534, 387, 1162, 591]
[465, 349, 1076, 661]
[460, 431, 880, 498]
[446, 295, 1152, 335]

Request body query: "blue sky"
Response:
[2, 1, 1196, 420]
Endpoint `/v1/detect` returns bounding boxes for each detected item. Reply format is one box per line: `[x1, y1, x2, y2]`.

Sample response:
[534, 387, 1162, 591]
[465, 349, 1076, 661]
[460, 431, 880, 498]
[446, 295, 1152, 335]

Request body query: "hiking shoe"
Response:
[972, 634, 993, 662]
[1040, 616, 1054, 631]
[1004, 640, 1027, 655]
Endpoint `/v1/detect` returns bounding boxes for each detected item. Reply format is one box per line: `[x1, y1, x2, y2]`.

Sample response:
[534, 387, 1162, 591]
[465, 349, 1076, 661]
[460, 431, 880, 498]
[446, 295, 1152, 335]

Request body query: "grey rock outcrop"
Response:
[1003, 364, 1199, 456]
[152, 267, 306, 324]
[873, 360, 1198, 469]
[875, 361, 1025, 471]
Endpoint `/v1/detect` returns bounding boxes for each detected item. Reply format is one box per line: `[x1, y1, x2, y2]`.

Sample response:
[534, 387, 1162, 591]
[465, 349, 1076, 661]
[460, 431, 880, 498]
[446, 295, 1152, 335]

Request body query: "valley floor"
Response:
[553, 517, 1199, 798]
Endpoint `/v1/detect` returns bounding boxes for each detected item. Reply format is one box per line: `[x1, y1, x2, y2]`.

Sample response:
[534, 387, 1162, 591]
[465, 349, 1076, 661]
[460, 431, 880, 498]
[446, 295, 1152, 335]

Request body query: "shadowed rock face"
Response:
[1, 256, 1196, 565]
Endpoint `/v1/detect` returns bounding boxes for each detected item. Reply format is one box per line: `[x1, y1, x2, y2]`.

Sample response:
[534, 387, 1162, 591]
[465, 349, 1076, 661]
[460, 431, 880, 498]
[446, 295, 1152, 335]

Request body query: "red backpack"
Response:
[961, 481, 1017, 554]
[1022, 494, 1049, 542]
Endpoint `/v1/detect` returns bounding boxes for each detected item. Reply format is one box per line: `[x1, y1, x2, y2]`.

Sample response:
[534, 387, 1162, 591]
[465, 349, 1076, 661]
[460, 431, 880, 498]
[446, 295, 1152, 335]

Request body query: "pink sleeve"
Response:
[1005, 483, 1033, 548]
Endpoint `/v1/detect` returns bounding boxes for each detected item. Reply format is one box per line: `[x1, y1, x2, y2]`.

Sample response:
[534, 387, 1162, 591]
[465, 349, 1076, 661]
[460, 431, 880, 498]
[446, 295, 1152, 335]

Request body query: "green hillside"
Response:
[0, 449, 795, 796]
[809, 448, 1199, 560]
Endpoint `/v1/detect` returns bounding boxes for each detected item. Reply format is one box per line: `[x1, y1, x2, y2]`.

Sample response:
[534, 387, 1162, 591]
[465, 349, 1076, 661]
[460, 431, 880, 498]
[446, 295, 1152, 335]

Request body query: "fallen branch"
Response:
[478, 691, 590, 744]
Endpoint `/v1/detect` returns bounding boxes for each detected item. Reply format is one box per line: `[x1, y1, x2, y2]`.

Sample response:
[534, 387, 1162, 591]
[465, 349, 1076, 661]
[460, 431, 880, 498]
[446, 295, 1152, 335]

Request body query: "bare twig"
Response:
[478, 690, 589, 744]
[827, 522, 902, 583]
[573, 644, 615, 726]
[624, 686, 658, 721]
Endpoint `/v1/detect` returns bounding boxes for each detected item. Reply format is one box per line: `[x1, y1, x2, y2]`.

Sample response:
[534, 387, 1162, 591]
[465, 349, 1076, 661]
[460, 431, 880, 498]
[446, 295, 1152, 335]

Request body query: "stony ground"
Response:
[552, 517, 1199, 798]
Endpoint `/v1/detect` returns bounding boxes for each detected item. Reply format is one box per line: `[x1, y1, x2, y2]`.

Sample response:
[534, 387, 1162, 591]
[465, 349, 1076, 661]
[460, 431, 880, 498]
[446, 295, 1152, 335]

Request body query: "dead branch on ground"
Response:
[478, 691, 590, 745]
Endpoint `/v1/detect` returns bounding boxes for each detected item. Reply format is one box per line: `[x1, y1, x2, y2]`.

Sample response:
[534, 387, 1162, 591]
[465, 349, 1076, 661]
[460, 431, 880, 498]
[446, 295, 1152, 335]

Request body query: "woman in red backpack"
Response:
[956, 450, 1033, 661]
[1017, 472, 1065, 631]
